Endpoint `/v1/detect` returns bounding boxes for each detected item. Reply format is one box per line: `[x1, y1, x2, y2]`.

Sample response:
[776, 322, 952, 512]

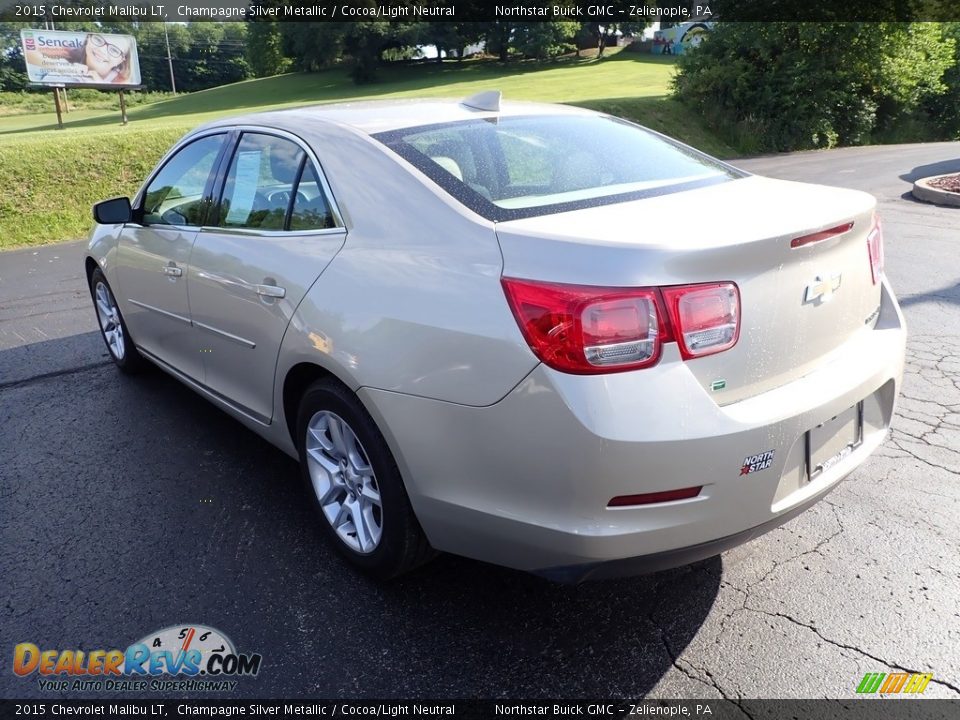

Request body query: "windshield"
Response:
[374, 114, 745, 221]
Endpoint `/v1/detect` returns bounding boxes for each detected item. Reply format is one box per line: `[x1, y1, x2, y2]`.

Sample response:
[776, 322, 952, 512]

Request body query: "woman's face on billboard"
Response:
[84, 34, 129, 78]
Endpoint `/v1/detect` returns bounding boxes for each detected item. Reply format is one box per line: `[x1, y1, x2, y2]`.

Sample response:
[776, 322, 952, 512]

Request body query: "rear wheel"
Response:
[296, 378, 434, 579]
[89, 267, 144, 373]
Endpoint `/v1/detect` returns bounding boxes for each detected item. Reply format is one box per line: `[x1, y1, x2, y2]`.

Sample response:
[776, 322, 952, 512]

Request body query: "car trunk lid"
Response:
[495, 175, 880, 404]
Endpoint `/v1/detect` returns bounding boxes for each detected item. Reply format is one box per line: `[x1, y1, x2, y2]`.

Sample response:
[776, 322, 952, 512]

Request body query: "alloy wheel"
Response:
[94, 281, 125, 361]
[305, 410, 383, 554]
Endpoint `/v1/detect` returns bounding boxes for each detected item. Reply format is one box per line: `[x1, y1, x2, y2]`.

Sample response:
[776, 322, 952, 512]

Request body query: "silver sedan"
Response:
[85, 93, 906, 581]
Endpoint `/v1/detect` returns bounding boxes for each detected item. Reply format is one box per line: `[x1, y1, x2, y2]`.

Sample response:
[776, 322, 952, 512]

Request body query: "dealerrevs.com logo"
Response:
[13, 624, 262, 692]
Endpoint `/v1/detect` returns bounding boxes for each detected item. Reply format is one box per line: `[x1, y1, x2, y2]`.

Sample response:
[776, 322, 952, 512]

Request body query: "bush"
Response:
[674, 23, 956, 153]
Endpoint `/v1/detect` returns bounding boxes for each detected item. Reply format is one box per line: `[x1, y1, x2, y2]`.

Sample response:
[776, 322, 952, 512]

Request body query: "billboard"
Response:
[21, 29, 141, 88]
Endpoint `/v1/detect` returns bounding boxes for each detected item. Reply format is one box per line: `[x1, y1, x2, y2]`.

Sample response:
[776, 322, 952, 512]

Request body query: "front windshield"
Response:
[374, 114, 745, 221]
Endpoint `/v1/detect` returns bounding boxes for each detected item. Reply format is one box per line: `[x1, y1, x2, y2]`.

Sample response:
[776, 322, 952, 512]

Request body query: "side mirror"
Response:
[93, 197, 132, 225]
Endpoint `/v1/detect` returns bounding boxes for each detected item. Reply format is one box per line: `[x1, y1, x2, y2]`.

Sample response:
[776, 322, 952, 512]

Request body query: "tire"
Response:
[296, 378, 435, 579]
[89, 267, 145, 374]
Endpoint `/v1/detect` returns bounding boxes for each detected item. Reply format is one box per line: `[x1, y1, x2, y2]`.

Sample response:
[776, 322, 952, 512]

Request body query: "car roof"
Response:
[194, 97, 596, 136]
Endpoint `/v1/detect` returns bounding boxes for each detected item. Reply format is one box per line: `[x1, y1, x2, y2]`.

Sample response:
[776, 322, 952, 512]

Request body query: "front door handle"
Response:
[255, 284, 286, 299]
[162, 265, 183, 277]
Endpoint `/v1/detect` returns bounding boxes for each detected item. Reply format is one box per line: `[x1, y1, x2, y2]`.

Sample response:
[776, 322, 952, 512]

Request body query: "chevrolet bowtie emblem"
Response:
[804, 273, 842, 303]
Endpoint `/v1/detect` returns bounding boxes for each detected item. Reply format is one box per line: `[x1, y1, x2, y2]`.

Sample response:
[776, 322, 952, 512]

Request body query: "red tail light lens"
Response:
[790, 221, 854, 249]
[867, 217, 884, 285]
[502, 278, 740, 373]
[501, 278, 665, 374]
[661, 283, 740, 359]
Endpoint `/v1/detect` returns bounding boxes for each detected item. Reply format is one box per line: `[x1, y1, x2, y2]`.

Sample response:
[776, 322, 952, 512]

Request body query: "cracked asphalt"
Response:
[1, 142, 958, 701]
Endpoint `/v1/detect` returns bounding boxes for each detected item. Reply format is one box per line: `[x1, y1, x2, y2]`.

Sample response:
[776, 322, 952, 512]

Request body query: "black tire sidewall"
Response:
[296, 380, 419, 578]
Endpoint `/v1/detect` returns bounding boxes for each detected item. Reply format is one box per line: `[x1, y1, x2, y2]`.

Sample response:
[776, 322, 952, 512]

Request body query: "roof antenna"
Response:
[461, 90, 501, 112]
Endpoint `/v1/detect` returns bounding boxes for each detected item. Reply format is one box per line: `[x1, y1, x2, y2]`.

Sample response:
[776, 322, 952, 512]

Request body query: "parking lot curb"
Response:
[912, 173, 960, 207]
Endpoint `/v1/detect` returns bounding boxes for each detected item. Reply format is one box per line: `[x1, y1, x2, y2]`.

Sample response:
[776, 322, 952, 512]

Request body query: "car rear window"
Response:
[374, 115, 745, 222]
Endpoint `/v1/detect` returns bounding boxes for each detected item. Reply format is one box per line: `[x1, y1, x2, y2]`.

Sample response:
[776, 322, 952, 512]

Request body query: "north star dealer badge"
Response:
[740, 450, 775, 475]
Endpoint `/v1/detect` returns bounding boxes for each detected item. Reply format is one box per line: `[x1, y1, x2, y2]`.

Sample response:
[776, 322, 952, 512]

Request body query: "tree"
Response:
[247, 20, 289, 77]
[481, 22, 514, 62]
[513, 22, 579, 60]
[0, 22, 28, 91]
[422, 21, 482, 63]
[279, 21, 420, 83]
[922, 22, 960, 138]
[579, 22, 648, 58]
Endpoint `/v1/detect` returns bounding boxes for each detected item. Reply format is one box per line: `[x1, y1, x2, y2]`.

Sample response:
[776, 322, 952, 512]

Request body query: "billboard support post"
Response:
[52, 87, 64, 130]
[119, 90, 128, 125]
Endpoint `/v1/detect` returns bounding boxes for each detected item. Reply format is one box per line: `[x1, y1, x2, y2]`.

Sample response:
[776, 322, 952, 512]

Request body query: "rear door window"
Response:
[289, 163, 335, 231]
[218, 133, 305, 231]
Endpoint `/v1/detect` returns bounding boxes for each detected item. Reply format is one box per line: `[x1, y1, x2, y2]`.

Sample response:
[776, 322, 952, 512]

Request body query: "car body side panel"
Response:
[273, 124, 538, 409]
[114, 225, 202, 381]
[188, 228, 347, 422]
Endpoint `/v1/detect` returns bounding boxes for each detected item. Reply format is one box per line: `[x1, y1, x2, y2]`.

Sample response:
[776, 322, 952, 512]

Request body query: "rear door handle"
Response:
[162, 265, 183, 277]
[255, 284, 286, 299]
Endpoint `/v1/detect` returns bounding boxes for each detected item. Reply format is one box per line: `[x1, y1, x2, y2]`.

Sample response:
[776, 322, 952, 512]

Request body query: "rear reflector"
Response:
[608, 486, 703, 507]
[790, 221, 854, 248]
[867, 217, 884, 285]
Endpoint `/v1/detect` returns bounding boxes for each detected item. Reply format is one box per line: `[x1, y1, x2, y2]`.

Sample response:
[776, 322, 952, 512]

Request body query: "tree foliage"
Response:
[920, 22, 960, 138]
[247, 20, 290, 78]
[674, 22, 957, 152]
[512, 22, 580, 60]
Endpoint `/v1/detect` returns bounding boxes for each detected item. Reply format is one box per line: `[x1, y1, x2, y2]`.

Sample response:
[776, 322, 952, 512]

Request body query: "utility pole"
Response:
[163, 22, 177, 94]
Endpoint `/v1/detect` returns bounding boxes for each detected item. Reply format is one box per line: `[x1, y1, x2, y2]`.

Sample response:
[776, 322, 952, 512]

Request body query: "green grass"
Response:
[0, 89, 175, 117]
[0, 127, 188, 249]
[0, 53, 733, 250]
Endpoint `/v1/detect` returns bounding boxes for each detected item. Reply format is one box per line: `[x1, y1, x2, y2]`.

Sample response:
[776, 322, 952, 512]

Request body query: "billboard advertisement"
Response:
[20, 29, 141, 87]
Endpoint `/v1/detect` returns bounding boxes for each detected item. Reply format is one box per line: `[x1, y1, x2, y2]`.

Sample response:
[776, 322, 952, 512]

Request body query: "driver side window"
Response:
[143, 134, 225, 227]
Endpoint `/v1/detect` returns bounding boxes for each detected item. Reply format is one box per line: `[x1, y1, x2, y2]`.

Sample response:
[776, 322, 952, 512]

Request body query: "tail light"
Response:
[501, 278, 740, 374]
[867, 216, 884, 285]
[661, 283, 740, 360]
[500, 279, 666, 374]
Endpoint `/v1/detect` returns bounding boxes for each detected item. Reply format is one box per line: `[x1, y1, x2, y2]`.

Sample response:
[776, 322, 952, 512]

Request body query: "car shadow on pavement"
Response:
[899, 158, 960, 183]
[899, 281, 960, 309]
[0, 335, 719, 698]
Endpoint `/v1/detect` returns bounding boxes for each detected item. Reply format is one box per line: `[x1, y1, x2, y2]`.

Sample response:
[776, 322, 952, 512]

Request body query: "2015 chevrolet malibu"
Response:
[85, 93, 906, 581]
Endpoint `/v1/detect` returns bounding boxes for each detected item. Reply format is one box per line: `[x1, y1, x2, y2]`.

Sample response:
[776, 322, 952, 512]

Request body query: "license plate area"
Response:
[806, 401, 863, 481]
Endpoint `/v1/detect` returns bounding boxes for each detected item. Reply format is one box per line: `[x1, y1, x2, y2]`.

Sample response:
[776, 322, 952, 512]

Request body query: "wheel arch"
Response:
[282, 361, 347, 450]
[84, 256, 100, 288]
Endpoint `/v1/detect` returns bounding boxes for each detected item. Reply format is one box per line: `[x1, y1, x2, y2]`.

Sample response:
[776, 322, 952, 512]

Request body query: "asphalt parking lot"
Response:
[1, 142, 959, 701]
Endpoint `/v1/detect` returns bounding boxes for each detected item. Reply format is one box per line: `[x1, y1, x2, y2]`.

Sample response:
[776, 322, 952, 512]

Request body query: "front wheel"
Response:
[296, 378, 435, 579]
[89, 267, 144, 373]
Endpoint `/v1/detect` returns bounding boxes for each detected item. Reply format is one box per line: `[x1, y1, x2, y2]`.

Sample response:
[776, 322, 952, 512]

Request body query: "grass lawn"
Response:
[0, 52, 733, 250]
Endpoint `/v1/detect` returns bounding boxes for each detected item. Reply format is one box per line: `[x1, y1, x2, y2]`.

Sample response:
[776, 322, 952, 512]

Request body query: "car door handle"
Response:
[255, 284, 286, 299]
[162, 266, 183, 277]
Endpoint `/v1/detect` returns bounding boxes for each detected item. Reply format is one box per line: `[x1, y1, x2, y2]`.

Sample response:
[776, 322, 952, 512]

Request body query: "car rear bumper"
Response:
[534, 480, 839, 582]
[360, 278, 907, 580]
